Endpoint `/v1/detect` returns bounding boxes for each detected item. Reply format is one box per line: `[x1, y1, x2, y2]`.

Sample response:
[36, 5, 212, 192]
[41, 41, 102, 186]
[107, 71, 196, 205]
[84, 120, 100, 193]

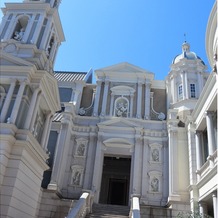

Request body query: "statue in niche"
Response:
[77, 144, 85, 156]
[152, 149, 159, 162]
[72, 170, 81, 186]
[151, 177, 159, 192]
[115, 99, 128, 117]
[13, 28, 25, 41]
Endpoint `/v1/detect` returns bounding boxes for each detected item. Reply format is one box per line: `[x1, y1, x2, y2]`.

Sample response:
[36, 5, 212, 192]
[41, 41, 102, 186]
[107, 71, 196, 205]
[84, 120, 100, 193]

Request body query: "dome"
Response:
[172, 42, 205, 65]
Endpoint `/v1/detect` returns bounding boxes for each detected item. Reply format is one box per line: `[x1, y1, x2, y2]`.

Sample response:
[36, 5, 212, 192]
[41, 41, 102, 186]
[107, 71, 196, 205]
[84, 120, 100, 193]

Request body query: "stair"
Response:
[86, 203, 130, 218]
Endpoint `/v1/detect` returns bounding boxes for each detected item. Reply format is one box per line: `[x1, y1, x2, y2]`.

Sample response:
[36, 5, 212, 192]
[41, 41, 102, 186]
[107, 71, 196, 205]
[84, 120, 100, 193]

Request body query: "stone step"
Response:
[85, 203, 130, 218]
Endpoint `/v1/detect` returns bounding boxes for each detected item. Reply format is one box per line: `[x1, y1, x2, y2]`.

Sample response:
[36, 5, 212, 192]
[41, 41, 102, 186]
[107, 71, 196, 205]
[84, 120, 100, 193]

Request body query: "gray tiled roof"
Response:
[54, 71, 87, 82]
[53, 112, 63, 122]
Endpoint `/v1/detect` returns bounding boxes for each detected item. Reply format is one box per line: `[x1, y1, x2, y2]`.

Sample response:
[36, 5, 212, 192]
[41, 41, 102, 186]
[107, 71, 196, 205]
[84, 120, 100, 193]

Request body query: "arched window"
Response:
[12, 15, 29, 41]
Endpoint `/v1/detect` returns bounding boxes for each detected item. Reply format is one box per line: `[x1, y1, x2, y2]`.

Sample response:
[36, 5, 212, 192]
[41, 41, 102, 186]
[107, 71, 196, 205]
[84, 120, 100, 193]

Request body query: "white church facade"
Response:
[0, 0, 217, 218]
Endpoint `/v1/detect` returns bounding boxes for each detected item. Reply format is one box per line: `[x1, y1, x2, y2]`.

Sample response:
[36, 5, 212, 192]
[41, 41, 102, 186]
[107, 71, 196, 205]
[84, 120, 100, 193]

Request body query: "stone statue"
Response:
[151, 177, 159, 192]
[14, 28, 25, 41]
[77, 144, 85, 156]
[152, 149, 159, 162]
[72, 171, 81, 185]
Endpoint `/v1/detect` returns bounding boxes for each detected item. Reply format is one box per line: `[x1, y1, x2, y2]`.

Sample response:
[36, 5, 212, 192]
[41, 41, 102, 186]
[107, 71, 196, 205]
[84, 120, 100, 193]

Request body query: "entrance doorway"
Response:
[99, 156, 131, 206]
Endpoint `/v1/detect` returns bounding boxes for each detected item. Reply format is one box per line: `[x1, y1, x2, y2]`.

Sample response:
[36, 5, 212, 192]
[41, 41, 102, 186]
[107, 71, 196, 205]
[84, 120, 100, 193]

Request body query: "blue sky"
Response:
[0, 0, 215, 81]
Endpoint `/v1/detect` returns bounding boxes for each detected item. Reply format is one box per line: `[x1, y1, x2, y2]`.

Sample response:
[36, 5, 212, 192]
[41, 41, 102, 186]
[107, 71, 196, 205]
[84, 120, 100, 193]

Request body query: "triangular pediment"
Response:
[98, 117, 141, 128]
[95, 62, 154, 82]
[0, 50, 33, 67]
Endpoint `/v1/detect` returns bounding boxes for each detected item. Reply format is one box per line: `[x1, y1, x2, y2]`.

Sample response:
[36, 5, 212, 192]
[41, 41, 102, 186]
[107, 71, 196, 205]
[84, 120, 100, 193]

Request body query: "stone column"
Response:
[184, 72, 188, 99]
[109, 93, 115, 116]
[212, 193, 217, 218]
[10, 80, 27, 124]
[130, 94, 134, 118]
[22, 14, 35, 43]
[92, 137, 104, 203]
[48, 118, 71, 190]
[144, 79, 151, 119]
[168, 127, 180, 201]
[30, 92, 42, 132]
[41, 112, 53, 149]
[195, 131, 203, 170]
[141, 138, 149, 200]
[136, 82, 142, 119]
[31, 14, 44, 44]
[0, 93, 6, 109]
[171, 76, 177, 103]
[205, 111, 216, 156]
[93, 80, 102, 116]
[0, 79, 16, 123]
[100, 80, 109, 116]
[83, 132, 96, 189]
[181, 72, 186, 100]
[162, 141, 169, 204]
[24, 88, 41, 130]
[132, 133, 142, 194]
[197, 73, 203, 97]
[199, 202, 208, 217]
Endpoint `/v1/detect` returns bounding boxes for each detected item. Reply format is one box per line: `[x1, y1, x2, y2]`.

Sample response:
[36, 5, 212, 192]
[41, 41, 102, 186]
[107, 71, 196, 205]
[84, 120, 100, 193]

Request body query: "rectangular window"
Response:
[190, 84, 196, 98]
[178, 84, 183, 100]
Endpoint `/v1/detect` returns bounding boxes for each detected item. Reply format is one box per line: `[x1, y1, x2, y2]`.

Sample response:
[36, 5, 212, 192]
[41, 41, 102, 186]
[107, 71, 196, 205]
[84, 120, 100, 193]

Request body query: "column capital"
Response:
[204, 111, 214, 117]
[138, 81, 143, 86]
[104, 80, 110, 85]
[96, 80, 102, 85]
[195, 130, 202, 136]
[10, 78, 17, 84]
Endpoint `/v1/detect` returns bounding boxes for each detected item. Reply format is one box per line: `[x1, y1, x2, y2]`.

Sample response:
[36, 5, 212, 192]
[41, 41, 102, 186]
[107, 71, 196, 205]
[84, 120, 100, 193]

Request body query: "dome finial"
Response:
[184, 33, 187, 43]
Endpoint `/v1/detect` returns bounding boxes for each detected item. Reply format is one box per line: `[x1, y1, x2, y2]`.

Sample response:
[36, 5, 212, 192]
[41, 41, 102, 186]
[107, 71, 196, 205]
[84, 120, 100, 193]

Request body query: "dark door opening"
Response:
[99, 156, 131, 206]
[108, 178, 128, 205]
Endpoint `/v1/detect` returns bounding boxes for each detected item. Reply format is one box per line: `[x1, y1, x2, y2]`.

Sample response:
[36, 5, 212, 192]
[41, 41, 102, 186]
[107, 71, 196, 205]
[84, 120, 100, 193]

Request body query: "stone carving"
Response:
[152, 149, 159, 162]
[115, 97, 129, 117]
[151, 177, 159, 192]
[75, 138, 88, 157]
[13, 28, 25, 41]
[77, 144, 85, 156]
[72, 170, 81, 186]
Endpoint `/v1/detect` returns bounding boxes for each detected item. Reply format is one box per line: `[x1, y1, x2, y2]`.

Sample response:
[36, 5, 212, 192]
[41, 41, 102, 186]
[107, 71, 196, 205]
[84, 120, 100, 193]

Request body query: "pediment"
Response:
[95, 62, 154, 82]
[98, 118, 141, 128]
[103, 138, 133, 148]
[0, 50, 32, 67]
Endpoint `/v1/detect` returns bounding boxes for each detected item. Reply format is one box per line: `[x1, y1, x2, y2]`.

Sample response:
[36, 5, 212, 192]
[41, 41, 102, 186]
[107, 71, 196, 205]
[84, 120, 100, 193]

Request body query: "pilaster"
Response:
[100, 80, 109, 117]
[93, 80, 102, 116]
[136, 82, 143, 119]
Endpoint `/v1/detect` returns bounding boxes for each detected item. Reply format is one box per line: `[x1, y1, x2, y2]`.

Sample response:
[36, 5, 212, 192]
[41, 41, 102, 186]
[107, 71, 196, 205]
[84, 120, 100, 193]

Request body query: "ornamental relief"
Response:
[74, 138, 88, 157]
[148, 171, 162, 193]
[149, 143, 162, 163]
[70, 165, 83, 186]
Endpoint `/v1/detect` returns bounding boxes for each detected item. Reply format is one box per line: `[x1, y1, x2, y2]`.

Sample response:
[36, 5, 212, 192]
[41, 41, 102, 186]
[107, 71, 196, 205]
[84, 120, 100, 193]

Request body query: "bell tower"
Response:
[0, 0, 65, 71]
[0, 1, 64, 217]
